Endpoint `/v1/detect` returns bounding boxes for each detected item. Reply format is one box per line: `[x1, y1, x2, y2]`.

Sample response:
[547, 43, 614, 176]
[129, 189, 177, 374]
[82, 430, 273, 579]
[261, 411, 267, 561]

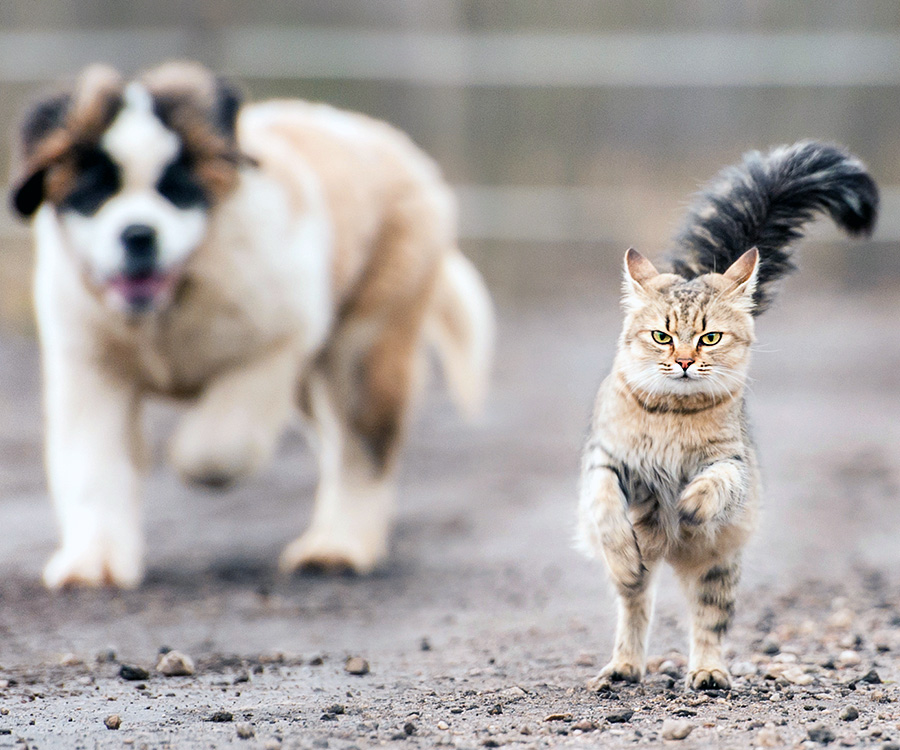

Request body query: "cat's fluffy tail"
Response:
[670, 140, 879, 313]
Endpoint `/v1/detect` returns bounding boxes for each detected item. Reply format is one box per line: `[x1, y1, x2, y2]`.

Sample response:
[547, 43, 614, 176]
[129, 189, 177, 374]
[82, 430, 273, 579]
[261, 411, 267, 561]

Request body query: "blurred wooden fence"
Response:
[1, 2, 899, 328]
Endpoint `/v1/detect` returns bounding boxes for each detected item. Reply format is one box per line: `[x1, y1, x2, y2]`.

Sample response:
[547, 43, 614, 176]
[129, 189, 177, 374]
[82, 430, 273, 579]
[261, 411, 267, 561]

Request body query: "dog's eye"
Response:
[157, 156, 208, 210]
[61, 149, 121, 216]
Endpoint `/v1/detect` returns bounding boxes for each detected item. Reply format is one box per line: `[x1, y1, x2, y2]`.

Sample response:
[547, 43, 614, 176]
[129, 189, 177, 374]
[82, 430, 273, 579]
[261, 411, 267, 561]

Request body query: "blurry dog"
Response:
[9, 61, 493, 588]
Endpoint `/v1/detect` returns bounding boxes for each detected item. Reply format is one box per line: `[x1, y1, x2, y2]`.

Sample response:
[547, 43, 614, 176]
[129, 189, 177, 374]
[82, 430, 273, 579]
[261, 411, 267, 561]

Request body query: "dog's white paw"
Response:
[43, 541, 143, 590]
[279, 527, 387, 575]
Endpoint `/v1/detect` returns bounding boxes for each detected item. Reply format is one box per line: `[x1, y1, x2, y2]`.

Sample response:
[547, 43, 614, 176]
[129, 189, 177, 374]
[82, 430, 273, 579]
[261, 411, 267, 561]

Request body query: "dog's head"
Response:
[10, 61, 247, 314]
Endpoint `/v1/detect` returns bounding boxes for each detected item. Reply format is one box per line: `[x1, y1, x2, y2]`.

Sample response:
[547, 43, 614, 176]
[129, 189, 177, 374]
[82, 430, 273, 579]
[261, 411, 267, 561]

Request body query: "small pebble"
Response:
[437, 720, 449, 730]
[96, 648, 117, 663]
[606, 709, 634, 724]
[118, 665, 150, 681]
[837, 650, 861, 668]
[658, 659, 681, 677]
[235, 722, 254, 739]
[661, 719, 694, 740]
[828, 609, 855, 629]
[59, 653, 81, 667]
[860, 669, 882, 685]
[104, 714, 121, 730]
[761, 636, 781, 655]
[345, 657, 370, 676]
[807, 723, 836, 744]
[544, 713, 573, 722]
[156, 650, 195, 677]
[782, 666, 815, 686]
[263, 741, 281, 750]
[208, 711, 233, 723]
[839, 706, 859, 722]
[757, 725, 784, 747]
[772, 652, 798, 664]
[571, 719, 598, 732]
[731, 661, 756, 677]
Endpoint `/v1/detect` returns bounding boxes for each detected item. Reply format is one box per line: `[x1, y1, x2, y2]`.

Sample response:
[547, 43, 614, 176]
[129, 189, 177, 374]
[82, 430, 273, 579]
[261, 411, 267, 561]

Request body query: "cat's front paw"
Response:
[686, 666, 731, 691]
[677, 477, 723, 527]
[587, 661, 643, 691]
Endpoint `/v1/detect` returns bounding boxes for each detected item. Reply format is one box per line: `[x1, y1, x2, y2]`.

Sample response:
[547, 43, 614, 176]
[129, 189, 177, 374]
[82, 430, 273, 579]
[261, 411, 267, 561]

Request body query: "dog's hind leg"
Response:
[279, 312, 426, 575]
[169, 345, 300, 487]
[279, 179, 450, 574]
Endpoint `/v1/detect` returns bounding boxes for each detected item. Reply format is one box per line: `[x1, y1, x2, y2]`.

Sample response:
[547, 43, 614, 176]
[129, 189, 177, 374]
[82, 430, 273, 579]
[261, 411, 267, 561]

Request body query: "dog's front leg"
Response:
[169, 345, 300, 487]
[42, 354, 146, 589]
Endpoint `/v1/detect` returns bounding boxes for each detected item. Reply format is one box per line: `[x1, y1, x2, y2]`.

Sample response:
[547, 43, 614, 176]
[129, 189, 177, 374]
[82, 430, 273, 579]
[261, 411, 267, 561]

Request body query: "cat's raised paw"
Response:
[587, 661, 642, 691]
[677, 477, 723, 527]
[687, 667, 731, 691]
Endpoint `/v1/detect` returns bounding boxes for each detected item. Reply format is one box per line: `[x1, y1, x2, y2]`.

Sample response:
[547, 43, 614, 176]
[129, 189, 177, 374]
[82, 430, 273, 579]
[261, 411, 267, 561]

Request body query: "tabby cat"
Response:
[577, 141, 879, 691]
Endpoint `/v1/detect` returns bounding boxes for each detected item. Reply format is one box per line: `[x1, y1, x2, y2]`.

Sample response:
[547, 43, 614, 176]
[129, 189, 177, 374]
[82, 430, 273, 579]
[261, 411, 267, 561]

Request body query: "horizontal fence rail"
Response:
[3, 186, 900, 244]
[3, 29, 900, 86]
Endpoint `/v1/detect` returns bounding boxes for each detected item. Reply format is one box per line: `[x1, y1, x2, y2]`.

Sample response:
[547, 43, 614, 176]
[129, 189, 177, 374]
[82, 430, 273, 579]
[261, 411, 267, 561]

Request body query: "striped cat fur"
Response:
[577, 141, 878, 691]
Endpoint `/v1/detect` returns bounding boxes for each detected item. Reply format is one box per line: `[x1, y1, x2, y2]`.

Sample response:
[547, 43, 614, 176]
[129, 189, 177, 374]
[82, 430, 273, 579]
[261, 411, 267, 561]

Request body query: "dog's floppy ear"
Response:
[10, 92, 72, 217]
[213, 77, 242, 140]
[10, 64, 123, 218]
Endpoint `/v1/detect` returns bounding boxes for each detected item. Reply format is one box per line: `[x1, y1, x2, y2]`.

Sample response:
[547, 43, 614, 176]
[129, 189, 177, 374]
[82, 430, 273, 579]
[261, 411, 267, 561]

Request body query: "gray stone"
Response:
[661, 719, 694, 740]
[156, 650, 195, 677]
[807, 723, 836, 744]
[235, 722, 254, 739]
[345, 657, 370, 675]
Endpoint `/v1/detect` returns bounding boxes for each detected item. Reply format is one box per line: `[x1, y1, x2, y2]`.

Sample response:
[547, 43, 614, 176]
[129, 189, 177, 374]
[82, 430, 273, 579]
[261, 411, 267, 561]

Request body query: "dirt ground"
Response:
[0, 260, 898, 749]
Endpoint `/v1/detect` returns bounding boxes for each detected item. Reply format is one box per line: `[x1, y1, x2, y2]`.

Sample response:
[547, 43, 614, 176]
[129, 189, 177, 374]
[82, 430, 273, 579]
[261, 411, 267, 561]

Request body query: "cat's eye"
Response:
[651, 331, 673, 345]
[700, 332, 722, 346]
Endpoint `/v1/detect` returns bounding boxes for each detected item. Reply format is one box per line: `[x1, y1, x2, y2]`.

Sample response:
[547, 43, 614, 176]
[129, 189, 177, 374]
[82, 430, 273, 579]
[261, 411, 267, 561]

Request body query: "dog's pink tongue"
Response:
[109, 274, 174, 308]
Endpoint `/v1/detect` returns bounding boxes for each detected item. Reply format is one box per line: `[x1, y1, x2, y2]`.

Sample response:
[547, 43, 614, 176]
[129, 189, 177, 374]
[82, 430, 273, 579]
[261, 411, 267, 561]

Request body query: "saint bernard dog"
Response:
[9, 61, 493, 588]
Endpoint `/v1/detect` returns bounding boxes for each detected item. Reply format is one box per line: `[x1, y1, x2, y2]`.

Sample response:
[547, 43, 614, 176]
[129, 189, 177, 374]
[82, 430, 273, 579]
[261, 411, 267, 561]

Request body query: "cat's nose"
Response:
[676, 357, 695, 371]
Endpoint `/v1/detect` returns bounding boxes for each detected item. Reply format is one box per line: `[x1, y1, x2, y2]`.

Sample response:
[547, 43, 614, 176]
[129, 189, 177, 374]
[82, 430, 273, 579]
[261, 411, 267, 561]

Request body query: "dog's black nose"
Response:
[121, 224, 157, 254]
[121, 224, 157, 277]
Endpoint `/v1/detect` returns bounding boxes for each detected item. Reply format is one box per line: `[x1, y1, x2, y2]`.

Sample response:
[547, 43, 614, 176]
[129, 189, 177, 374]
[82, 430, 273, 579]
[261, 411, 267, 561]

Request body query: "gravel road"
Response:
[0, 263, 898, 749]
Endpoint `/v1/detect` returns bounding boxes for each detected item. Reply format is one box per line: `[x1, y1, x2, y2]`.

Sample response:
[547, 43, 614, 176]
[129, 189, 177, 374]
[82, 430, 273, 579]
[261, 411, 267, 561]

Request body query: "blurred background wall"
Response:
[1, 0, 899, 331]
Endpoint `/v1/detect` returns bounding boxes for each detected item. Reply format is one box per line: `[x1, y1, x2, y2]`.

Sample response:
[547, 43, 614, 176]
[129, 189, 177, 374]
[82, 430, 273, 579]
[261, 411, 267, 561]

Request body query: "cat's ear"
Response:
[622, 248, 659, 309]
[624, 248, 659, 286]
[723, 247, 759, 298]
